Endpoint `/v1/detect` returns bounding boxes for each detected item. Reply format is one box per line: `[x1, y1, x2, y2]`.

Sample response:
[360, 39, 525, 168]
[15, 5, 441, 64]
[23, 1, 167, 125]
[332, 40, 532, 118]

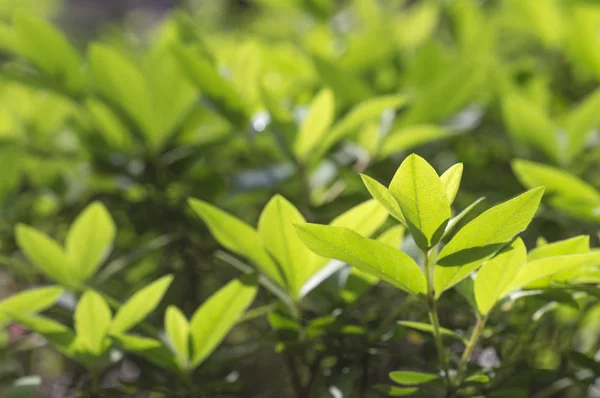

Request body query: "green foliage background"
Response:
[1, 0, 600, 397]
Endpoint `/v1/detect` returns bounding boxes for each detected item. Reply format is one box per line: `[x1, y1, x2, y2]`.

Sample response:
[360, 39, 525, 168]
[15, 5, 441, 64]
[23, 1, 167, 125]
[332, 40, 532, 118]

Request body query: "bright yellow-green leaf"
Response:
[294, 88, 335, 161]
[440, 163, 463, 205]
[501, 252, 600, 297]
[380, 125, 449, 158]
[13, 12, 83, 92]
[15, 225, 72, 287]
[0, 286, 63, 327]
[110, 275, 174, 335]
[502, 93, 560, 162]
[188, 198, 285, 287]
[475, 238, 527, 315]
[65, 202, 116, 283]
[6, 312, 75, 355]
[330, 199, 389, 237]
[397, 320, 466, 343]
[318, 94, 409, 156]
[112, 334, 178, 373]
[528, 236, 590, 261]
[434, 187, 544, 296]
[189, 276, 258, 367]
[74, 290, 112, 355]
[85, 98, 133, 151]
[564, 87, 600, 159]
[295, 224, 426, 295]
[389, 154, 451, 250]
[258, 195, 311, 298]
[389, 370, 439, 385]
[165, 306, 190, 365]
[361, 174, 407, 224]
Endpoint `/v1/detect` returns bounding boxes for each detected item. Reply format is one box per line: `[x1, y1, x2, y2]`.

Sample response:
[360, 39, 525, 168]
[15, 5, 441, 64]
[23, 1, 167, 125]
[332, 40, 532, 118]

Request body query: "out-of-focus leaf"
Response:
[294, 88, 335, 162]
[0, 286, 63, 327]
[74, 290, 111, 355]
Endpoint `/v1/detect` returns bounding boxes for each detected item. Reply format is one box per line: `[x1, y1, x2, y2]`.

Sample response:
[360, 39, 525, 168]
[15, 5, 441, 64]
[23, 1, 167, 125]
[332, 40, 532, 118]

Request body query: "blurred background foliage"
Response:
[1, 0, 600, 397]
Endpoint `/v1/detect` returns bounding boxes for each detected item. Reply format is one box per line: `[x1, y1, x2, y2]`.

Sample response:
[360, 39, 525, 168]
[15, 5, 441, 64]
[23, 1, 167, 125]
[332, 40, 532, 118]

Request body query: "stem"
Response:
[456, 316, 486, 385]
[285, 352, 304, 398]
[423, 251, 452, 390]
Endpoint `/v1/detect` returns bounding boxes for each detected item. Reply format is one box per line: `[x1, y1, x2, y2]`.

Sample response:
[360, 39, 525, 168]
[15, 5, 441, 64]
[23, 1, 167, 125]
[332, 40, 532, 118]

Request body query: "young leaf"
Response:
[189, 276, 258, 367]
[165, 306, 190, 365]
[389, 371, 439, 385]
[15, 225, 72, 287]
[0, 286, 64, 327]
[397, 321, 467, 343]
[380, 125, 449, 158]
[564, 86, 600, 159]
[330, 199, 390, 238]
[258, 195, 311, 298]
[112, 334, 178, 373]
[443, 197, 486, 237]
[361, 174, 407, 224]
[65, 202, 116, 283]
[188, 198, 285, 287]
[295, 224, 426, 295]
[74, 290, 112, 355]
[110, 275, 174, 335]
[440, 163, 463, 205]
[527, 236, 589, 261]
[434, 187, 544, 296]
[501, 252, 600, 297]
[294, 88, 335, 162]
[6, 312, 75, 354]
[389, 154, 451, 250]
[475, 238, 527, 315]
[374, 384, 419, 396]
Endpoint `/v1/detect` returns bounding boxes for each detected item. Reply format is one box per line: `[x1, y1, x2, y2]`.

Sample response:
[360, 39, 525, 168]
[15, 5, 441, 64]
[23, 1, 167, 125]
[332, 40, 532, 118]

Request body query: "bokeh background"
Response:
[1, 0, 600, 397]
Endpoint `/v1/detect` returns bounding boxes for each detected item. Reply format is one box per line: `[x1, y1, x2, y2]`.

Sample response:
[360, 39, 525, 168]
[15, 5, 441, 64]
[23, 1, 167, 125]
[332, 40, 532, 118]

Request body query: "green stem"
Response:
[456, 316, 486, 385]
[423, 251, 452, 390]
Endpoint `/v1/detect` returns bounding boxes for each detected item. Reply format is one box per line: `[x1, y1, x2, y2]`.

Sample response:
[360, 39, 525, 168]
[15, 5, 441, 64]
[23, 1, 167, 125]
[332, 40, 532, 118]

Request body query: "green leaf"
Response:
[189, 276, 258, 367]
[88, 44, 152, 136]
[111, 334, 178, 372]
[318, 94, 409, 156]
[312, 55, 372, 105]
[434, 187, 544, 296]
[165, 305, 190, 365]
[258, 195, 311, 298]
[389, 371, 439, 385]
[0, 286, 63, 328]
[564, 87, 600, 159]
[501, 252, 600, 297]
[13, 12, 83, 92]
[15, 224, 72, 287]
[440, 163, 463, 205]
[389, 154, 451, 250]
[444, 197, 486, 238]
[374, 384, 419, 396]
[502, 93, 560, 162]
[528, 236, 589, 261]
[464, 373, 490, 384]
[74, 290, 112, 355]
[397, 320, 467, 343]
[361, 174, 407, 224]
[188, 198, 285, 287]
[5, 312, 75, 354]
[85, 98, 133, 151]
[295, 224, 426, 295]
[294, 88, 335, 162]
[475, 238, 527, 315]
[65, 202, 116, 283]
[380, 125, 449, 158]
[330, 199, 390, 238]
[110, 275, 174, 334]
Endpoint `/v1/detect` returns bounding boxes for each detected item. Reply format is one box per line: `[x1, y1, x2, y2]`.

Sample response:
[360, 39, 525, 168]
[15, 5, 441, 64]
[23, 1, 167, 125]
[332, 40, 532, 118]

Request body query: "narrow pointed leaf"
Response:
[15, 225, 71, 287]
[65, 202, 116, 282]
[330, 199, 390, 237]
[295, 224, 426, 295]
[389, 154, 451, 250]
[6, 312, 75, 354]
[110, 275, 174, 334]
[528, 236, 589, 261]
[165, 306, 190, 364]
[189, 276, 258, 367]
[361, 174, 407, 224]
[374, 384, 419, 396]
[434, 187, 544, 296]
[258, 195, 310, 298]
[112, 334, 178, 372]
[397, 321, 467, 343]
[189, 198, 285, 287]
[443, 197, 486, 238]
[294, 88, 335, 161]
[0, 286, 63, 327]
[389, 371, 439, 385]
[475, 238, 527, 315]
[74, 290, 112, 355]
[501, 252, 600, 297]
[440, 163, 463, 204]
